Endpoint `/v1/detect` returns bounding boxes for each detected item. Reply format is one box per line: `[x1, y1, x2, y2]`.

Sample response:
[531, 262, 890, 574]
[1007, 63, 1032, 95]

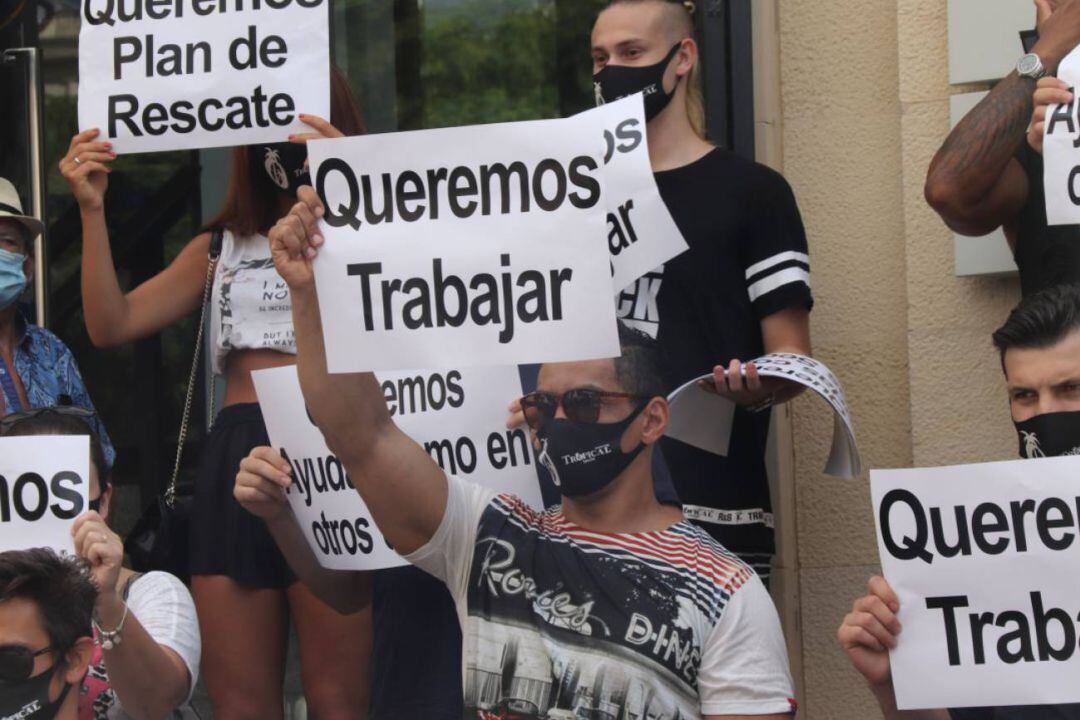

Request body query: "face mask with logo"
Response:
[538, 402, 648, 498]
[1015, 411, 1080, 458]
[593, 42, 684, 121]
[0, 248, 27, 310]
[249, 142, 311, 195]
[0, 663, 71, 720]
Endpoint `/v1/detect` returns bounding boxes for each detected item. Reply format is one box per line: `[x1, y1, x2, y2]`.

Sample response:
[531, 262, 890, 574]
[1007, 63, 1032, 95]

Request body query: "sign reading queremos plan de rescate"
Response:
[77, 0, 329, 153]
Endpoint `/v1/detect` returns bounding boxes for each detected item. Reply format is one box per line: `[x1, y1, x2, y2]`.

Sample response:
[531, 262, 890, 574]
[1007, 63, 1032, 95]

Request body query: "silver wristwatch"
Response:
[1017, 52, 1047, 80]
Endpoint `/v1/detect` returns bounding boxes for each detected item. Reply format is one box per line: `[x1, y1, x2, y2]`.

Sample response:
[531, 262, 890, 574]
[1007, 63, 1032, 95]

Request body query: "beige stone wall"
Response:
[755, 1, 1026, 716]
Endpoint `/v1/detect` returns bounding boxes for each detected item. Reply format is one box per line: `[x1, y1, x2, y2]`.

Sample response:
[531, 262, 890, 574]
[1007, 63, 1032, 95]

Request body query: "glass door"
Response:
[3, 0, 211, 527]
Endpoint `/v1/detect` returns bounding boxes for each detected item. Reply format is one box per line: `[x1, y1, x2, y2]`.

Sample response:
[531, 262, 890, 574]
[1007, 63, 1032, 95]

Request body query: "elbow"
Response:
[85, 323, 121, 349]
[924, 175, 997, 236]
[321, 415, 391, 469]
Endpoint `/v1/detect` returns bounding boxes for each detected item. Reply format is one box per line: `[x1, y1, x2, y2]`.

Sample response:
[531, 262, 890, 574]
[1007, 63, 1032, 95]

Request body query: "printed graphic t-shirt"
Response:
[209, 230, 296, 375]
[407, 473, 796, 719]
[618, 148, 813, 578]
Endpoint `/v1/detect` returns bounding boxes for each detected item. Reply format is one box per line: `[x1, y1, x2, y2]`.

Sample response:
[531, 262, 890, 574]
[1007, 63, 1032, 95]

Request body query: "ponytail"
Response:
[684, 43, 705, 139]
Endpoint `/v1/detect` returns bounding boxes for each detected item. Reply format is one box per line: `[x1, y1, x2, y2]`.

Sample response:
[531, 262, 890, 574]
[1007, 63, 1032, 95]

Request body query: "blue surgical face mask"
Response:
[0, 248, 28, 310]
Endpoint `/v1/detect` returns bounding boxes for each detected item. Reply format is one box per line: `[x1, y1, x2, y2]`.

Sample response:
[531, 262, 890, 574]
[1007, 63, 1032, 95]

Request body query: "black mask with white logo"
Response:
[1015, 411, 1080, 458]
[249, 141, 310, 195]
[593, 42, 683, 121]
[538, 402, 648, 498]
[0, 662, 71, 720]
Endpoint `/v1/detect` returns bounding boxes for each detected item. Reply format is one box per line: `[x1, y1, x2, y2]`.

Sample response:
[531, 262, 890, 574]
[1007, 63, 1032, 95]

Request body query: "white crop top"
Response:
[209, 229, 296, 375]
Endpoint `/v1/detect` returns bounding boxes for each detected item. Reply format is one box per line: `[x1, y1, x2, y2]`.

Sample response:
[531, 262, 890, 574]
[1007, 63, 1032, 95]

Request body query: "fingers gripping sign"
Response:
[60, 128, 117, 211]
[72, 511, 124, 596]
[234, 446, 294, 522]
[837, 575, 902, 689]
[1030, 77, 1074, 155]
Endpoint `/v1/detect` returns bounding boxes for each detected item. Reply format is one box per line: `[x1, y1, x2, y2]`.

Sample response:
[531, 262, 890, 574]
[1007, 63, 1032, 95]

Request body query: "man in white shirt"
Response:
[234, 187, 797, 719]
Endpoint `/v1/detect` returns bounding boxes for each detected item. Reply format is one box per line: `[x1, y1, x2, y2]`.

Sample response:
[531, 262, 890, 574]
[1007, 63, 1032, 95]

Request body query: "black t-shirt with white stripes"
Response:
[617, 147, 812, 578]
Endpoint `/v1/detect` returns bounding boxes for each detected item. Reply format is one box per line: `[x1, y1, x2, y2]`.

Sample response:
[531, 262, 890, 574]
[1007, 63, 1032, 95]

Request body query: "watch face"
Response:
[1019, 54, 1041, 75]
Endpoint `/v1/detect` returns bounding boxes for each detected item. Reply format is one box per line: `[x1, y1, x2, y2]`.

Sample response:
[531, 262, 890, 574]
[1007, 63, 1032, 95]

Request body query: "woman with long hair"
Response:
[59, 68, 372, 719]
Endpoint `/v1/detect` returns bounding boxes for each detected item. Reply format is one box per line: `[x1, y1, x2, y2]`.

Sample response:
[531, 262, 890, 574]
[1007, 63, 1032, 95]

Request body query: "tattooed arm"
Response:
[925, 0, 1080, 237]
[924, 73, 1033, 237]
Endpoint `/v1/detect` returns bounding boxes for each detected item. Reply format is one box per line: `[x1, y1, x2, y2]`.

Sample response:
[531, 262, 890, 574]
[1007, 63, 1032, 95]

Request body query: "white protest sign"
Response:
[78, 0, 329, 154]
[665, 353, 862, 478]
[1043, 46, 1080, 225]
[0, 437, 90, 554]
[253, 364, 542, 571]
[587, 95, 688, 291]
[872, 457, 1080, 709]
[307, 112, 620, 373]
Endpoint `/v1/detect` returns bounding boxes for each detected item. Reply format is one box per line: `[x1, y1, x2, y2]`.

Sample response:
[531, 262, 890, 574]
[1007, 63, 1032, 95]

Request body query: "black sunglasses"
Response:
[520, 389, 645, 428]
[0, 645, 54, 682]
[0, 406, 96, 435]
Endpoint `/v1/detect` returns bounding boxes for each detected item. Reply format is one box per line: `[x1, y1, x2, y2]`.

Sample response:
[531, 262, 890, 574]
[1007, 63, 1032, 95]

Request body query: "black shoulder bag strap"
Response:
[165, 228, 224, 510]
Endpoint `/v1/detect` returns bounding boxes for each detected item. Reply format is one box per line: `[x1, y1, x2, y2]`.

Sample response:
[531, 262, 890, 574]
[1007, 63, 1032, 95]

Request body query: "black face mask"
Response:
[249, 142, 310, 195]
[537, 402, 648, 498]
[0, 662, 71, 720]
[1015, 411, 1080, 458]
[593, 42, 684, 121]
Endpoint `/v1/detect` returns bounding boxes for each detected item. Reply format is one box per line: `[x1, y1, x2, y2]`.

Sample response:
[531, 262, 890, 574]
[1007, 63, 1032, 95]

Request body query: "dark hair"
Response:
[613, 322, 668, 399]
[206, 64, 368, 237]
[0, 549, 96, 653]
[992, 283, 1080, 369]
[1, 410, 109, 490]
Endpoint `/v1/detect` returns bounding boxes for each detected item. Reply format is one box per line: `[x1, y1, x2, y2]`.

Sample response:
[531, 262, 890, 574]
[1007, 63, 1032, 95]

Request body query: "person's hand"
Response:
[289, 114, 345, 144]
[506, 396, 526, 430]
[72, 511, 123, 599]
[59, 129, 115, 212]
[699, 359, 778, 409]
[1029, 77, 1073, 153]
[235, 446, 293, 522]
[269, 186, 325, 291]
[1033, 0, 1080, 72]
[837, 576, 902, 689]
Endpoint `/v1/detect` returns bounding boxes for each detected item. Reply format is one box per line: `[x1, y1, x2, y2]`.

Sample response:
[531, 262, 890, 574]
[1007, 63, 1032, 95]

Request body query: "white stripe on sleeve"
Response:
[747, 267, 811, 302]
[744, 251, 810, 280]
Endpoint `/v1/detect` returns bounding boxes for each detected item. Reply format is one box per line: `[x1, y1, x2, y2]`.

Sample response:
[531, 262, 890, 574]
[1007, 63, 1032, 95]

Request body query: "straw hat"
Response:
[0, 178, 43, 240]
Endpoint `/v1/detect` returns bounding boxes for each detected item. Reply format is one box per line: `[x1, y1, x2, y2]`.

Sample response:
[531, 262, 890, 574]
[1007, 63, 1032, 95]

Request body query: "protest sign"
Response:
[252, 364, 542, 571]
[587, 95, 688, 291]
[0, 436, 90, 554]
[78, 0, 329, 154]
[306, 111, 622, 373]
[1043, 46, 1080, 225]
[872, 457, 1080, 708]
[666, 353, 862, 478]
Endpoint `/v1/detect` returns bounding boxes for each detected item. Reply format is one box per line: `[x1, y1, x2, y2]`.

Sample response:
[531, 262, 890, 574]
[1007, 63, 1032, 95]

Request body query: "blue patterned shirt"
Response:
[1, 315, 115, 470]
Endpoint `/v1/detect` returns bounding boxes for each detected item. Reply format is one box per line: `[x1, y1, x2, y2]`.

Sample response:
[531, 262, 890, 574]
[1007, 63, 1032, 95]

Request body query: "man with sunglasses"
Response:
[234, 190, 797, 718]
[0, 548, 97, 720]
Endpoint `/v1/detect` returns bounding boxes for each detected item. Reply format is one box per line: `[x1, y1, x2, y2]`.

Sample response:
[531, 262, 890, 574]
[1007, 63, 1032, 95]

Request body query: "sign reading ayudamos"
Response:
[307, 110, 622, 372]
[253, 364, 542, 571]
[78, 0, 329, 153]
[872, 457, 1080, 709]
